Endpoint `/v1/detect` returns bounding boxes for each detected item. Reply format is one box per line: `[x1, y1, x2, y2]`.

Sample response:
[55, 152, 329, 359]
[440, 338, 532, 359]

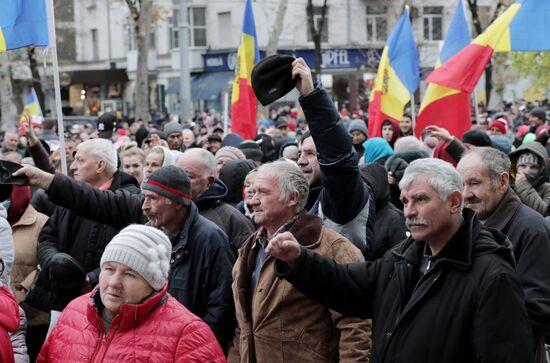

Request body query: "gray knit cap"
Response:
[142, 165, 192, 205]
[164, 121, 183, 136]
[348, 119, 368, 136]
[215, 146, 246, 162]
[100, 225, 171, 290]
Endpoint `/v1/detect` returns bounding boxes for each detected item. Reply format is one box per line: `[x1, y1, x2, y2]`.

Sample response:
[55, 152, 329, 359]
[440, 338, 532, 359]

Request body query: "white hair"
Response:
[257, 160, 309, 212]
[179, 148, 217, 177]
[393, 136, 422, 154]
[79, 138, 118, 175]
[399, 158, 463, 202]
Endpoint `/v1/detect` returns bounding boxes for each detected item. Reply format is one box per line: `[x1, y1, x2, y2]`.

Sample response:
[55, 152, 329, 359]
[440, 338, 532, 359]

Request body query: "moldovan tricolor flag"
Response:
[0, 0, 49, 52]
[416, 0, 471, 139]
[368, 7, 419, 138]
[20, 88, 44, 124]
[426, 1, 523, 94]
[230, 0, 260, 140]
[495, 0, 550, 51]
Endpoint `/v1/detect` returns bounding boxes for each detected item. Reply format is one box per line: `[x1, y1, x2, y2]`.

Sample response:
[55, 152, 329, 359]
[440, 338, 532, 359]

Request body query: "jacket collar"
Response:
[172, 201, 199, 252]
[12, 204, 40, 227]
[393, 209, 479, 270]
[482, 188, 521, 231]
[287, 211, 323, 248]
[87, 283, 168, 332]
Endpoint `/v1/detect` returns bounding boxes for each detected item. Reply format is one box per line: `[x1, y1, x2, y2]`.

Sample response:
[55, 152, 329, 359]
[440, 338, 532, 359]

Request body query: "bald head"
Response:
[2, 132, 18, 151]
[177, 148, 216, 199]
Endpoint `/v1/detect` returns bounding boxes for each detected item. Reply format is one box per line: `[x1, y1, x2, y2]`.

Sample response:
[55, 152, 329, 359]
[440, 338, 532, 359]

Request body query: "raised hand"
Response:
[291, 58, 314, 97]
[265, 231, 302, 266]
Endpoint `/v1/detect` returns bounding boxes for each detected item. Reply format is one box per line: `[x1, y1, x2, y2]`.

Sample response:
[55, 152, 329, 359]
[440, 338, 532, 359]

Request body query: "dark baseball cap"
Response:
[96, 112, 116, 139]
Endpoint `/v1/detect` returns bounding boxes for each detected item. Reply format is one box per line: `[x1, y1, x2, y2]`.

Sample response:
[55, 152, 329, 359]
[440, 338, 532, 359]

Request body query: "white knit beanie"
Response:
[100, 225, 171, 290]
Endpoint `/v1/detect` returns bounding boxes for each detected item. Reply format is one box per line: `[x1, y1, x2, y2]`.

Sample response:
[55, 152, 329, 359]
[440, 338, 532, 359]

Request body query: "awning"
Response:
[166, 71, 234, 100]
[69, 69, 129, 84]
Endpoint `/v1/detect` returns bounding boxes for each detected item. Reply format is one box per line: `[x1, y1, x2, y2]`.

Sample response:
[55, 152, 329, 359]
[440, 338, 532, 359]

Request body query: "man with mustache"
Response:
[457, 147, 550, 363]
[266, 158, 533, 362]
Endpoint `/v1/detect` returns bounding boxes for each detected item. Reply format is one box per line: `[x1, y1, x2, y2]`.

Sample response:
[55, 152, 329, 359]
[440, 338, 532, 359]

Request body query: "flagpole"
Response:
[472, 91, 480, 125]
[46, 0, 67, 175]
[410, 95, 416, 131]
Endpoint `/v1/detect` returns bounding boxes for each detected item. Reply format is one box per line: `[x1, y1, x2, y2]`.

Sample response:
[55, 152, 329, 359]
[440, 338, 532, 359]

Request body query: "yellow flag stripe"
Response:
[0, 28, 7, 52]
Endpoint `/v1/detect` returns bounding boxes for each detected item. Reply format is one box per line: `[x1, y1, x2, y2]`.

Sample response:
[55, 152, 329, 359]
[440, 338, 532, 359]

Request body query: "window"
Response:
[91, 29, 99, 60]
[170, 10, 179, 50]
[218, 12, 231, 45]
[189, 7, 206, 47]
[423, 6, 443, 41]
[366, 5, 387, 42]
[149, 29, 156, 49]
[307, 6, 329, 43]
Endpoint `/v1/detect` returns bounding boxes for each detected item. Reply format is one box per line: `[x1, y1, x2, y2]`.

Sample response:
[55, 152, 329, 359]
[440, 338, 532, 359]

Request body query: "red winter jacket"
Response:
[0, 286, 20, 363]
[37, 284, 226, 362]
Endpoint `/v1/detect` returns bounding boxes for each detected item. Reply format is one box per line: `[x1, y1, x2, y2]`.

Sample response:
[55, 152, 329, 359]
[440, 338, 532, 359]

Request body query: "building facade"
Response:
[54, 0, 497, 119]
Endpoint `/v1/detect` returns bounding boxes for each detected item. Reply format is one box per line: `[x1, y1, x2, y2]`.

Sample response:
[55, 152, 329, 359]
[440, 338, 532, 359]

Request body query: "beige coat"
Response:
[10, 205, 49, 326]
[229, 212, 371, 363]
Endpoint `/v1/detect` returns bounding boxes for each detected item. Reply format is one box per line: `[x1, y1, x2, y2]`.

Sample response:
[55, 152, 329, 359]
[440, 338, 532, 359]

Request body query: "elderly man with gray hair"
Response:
[29, 138, 141, 316]
[266, 158, 533, 362]
[229, 160, 372, 362]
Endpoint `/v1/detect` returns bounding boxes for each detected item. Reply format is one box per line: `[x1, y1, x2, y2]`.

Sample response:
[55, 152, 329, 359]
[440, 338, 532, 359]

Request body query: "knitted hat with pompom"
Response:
[100, 225, 171, 290]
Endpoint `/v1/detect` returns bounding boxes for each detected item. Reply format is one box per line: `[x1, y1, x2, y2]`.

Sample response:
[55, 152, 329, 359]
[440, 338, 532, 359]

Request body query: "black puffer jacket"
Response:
[277, 209, 533, 363]
[301, 86, 375, 257]
[195, 179, 255, 253]
[43, 172, 236, 352]
[35, 171, 140, 310]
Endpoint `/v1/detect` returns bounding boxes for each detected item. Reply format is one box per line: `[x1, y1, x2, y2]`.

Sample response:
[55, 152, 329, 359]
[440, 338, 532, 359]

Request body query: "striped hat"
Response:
[142, 165, 192, 205]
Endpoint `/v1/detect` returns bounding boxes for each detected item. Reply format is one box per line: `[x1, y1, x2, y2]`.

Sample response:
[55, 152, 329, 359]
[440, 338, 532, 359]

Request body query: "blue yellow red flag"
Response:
[417, 0, 472, 139]
[495, 0, 550, 51]
[0, 0, 49, 52]
[20, 88, 44, 124]
[230, 0, 260, 140]
[368, 7, 419, 138]
[427, 1, 524, 93]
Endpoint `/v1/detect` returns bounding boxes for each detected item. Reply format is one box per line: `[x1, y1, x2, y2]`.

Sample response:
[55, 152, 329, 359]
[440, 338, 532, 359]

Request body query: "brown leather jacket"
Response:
[229, 211, 371, 362]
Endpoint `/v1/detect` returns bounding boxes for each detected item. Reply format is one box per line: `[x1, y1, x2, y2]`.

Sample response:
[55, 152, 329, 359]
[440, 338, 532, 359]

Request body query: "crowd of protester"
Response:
[0, 58, 549, 362]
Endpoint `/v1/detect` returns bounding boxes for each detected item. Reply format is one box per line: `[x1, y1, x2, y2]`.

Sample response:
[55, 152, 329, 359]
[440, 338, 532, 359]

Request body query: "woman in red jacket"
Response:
[37, 224, 226, 362]
[0, 257, 20, 363]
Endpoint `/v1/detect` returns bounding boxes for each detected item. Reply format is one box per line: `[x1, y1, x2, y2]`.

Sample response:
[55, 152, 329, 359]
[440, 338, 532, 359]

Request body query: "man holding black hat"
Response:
[289, 58, 375, 257]
[14, 163, 236, 353]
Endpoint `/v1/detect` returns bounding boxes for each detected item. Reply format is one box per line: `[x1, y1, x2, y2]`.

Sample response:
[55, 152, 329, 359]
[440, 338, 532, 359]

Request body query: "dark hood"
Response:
[195, 178, 228, 209]
[253, 133, 276, 163]
[360, 163, 389, 209]
[218, 159, 256, 205]
[509, 141, 549, 188]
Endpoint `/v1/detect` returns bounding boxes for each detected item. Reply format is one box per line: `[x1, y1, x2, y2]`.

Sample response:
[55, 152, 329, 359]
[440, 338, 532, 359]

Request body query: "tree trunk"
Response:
[307, 0, 328, 79]
[127, 0, 152, 122]
[0, 52, 19, 132]
[27, 47, 46, 113]
[266, 0, 288, 56]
